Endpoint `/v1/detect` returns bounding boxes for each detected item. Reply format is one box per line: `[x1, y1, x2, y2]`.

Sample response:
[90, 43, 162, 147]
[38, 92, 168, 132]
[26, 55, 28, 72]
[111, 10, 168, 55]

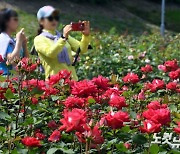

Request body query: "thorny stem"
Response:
[148, 134, 152, 154]
[85, 139, 90, 154]
[111, 130, 116, 153]
[15, 71, 22, 136]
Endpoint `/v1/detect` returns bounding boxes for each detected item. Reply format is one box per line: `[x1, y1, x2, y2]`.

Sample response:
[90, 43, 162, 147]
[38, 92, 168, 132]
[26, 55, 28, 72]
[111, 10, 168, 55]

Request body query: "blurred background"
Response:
[1, 0, 180, 34]
[0, 0, 179, 79]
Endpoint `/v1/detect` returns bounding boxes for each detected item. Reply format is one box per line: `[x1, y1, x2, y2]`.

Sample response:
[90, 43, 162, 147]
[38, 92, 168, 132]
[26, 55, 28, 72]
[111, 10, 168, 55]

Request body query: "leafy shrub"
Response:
[0, 52, 179, 153]
[76, 32, 180, 80]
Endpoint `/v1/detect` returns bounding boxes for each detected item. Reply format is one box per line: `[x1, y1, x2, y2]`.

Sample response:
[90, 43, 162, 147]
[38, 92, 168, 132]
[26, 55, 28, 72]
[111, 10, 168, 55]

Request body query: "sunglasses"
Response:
[12, 17, 19, 22]
[46, 16, 60, 22]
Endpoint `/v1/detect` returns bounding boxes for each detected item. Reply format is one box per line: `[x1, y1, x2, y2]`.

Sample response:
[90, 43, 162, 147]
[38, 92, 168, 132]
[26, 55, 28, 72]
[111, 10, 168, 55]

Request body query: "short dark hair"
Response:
[0, 8, 18, 33]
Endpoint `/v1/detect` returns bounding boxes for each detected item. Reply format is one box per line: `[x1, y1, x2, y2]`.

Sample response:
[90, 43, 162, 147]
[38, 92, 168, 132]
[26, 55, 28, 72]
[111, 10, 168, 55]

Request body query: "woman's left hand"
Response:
[82, 21, 90, 36]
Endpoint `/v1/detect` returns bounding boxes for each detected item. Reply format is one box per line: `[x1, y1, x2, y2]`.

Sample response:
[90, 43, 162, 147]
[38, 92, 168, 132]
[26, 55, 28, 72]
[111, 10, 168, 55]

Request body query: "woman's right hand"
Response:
[16, 28, 26, 44]
[63, 25, 72, 39]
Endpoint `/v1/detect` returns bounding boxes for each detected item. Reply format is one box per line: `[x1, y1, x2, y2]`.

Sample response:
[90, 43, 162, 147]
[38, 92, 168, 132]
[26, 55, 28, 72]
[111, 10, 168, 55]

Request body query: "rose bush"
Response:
[0, 32, 180, 153]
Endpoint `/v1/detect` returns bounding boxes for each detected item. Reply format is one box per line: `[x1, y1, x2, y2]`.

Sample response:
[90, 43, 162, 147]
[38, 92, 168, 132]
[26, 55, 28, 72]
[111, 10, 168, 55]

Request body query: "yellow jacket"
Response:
[34, 29, 91, 80]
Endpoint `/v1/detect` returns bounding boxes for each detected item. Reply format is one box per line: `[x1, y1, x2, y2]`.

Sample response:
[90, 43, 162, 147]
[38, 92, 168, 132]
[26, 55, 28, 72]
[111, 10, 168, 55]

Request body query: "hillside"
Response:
[0, 0, 179, 36]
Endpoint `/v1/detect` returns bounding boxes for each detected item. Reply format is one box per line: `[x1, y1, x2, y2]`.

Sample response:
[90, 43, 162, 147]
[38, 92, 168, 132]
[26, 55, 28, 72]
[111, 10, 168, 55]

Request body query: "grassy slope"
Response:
[0, 0, 161, 35]
[0, 0, 179, 49]
[122, 0, 180, 33]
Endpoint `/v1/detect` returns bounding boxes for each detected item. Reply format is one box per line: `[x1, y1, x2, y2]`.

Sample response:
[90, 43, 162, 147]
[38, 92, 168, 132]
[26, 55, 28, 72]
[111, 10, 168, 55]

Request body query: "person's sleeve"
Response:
[34, 35, 66, 58]
[68, 34, 91, 54]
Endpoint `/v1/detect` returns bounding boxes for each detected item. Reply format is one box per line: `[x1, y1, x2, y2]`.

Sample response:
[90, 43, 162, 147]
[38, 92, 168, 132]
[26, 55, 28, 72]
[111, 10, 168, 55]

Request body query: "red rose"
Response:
[143, 108, 171, 126]
[176, 89, 180, 93]
[59, 70, 71, 79]
[108, 94, 127, 109]
[64, 97, 85, 108]
[91, 125, 104, 144]
[147, 101, 161, 110]
[143, 109, 156, 120]
[154, 108, 171, 125]
[35, 132, 46, 140]
[174, 122, 180, 134]
[92, 75, 110, 90]
[59, 108, 87, 132]
[0, 70, 3, 75]
[169, 70, 180, 80]
[103, 86, 123, 98]
[48, 74, 61, 85]
[141, 64, 153, 73]
[138, 90, 145, 100]
[44, 87, 59, 96]
[140, 120, 161, 134]
[122, 85, 128, 91]
[22, 137, 41, 147]
[75, 132, 85, 143]
[76, 125, 104, 145]
[145, 79, 165, 92]
[48, 130, 61, 142]
[105, 111, 130, 129]
[24, 79, 45, 91]
[47, 120, 58, 130]
[29, 64, 37, 72]
[123, 73, 139, 84]
[71, 80, 97, 97]
[124, 142, 131, 149]
[31, 97, 38, 105]
[152, 79, 165, 90]
[158, 65, 167, 72]
[0, 55, 4, 62]
[17, 58, 37, 72]
[166, 82, 178, 90]
[164, 59, 179, 71]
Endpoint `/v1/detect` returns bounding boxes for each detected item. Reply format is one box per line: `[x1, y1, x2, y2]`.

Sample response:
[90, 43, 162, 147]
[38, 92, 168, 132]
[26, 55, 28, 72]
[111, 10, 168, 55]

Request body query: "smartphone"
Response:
[71, 22, 85, 31]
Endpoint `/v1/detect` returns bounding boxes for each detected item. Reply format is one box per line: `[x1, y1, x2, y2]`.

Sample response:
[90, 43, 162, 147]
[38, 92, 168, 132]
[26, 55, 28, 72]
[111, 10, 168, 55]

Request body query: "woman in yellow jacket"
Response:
[34, 6, 91, 81]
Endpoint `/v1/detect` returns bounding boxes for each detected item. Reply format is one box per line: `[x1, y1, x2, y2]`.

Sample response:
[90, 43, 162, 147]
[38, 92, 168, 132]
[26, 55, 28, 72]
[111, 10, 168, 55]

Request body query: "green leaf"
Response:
[170, 149, 180, 154]
[9, 70, 17, 75]
[108, 138, 117, 145]
[150, 144, 159, 154]
[4, 88, 15, 99]
[0, 126, 6, 132]
[88, 97, 96, 104]
[170, 104, 177, 112]
[0, 82, 8, 88]
[0, 75, 6, 81]
[17, 149, 28, 154]
[24, 117, 34, 126]
[59, 148, 74, 154]
[121, 126, 130, 133]
[116, 143, 127, 152]
[0, 112, 11, 121]
[47, 148, 58, 154]
[51, 95, 59, 101]
[31, 87, 44, 95]
[130, 111, 137, 119]
[132, 134, 147, 145]
[11, 149, 18, 154]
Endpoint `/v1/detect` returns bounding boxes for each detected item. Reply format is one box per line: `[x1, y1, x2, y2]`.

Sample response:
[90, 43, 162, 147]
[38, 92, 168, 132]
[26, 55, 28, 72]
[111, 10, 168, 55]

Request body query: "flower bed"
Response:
[0, 55, 179, 153]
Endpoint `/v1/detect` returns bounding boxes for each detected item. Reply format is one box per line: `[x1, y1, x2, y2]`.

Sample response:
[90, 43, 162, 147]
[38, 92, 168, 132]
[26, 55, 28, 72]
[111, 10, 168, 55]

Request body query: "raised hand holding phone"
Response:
[63, 25, 72, 39]
[71, 22, 85, 31]
[70, 21, 90, 35]
[82, 21, 90, 36]
[63, 21, 90, 39]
